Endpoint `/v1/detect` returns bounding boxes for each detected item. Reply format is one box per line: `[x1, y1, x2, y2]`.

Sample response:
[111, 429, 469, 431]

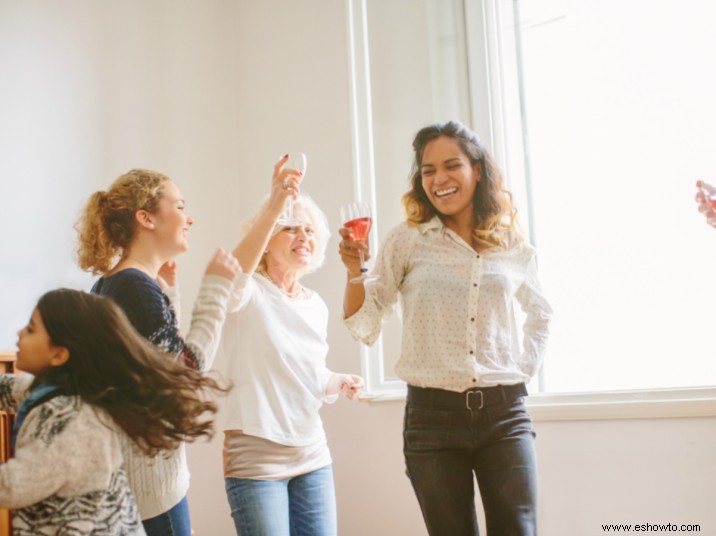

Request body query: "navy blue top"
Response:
[91, 268, 199, 369]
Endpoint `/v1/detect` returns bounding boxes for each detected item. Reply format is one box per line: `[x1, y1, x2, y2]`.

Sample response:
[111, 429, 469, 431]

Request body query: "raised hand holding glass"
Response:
[341, 201, 378, 284]
[277, 152, 307, 226]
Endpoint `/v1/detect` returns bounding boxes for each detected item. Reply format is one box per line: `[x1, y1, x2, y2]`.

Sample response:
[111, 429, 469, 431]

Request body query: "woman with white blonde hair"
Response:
[220, 154, 364, 536]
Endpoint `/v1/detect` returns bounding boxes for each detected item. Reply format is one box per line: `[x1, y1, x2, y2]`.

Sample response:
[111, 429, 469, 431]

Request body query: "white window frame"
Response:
[346, 0, 406, 399]
[344, 0, 716, 420]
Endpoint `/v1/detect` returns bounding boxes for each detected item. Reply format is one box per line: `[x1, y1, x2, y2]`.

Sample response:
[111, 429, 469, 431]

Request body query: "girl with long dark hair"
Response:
[0, 289, 228, 535]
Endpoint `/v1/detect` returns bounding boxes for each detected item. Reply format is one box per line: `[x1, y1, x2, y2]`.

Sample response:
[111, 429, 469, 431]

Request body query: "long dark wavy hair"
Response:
[402, 120, 520, 251]
[33, 288, 229, 457]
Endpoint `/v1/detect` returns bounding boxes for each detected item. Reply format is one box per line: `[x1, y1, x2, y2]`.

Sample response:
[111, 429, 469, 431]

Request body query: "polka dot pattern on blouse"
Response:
[344, 217, 552, 392]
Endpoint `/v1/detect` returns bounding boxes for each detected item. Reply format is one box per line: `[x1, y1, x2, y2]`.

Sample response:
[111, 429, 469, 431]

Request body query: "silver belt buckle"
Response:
[466, 390, 484, 410]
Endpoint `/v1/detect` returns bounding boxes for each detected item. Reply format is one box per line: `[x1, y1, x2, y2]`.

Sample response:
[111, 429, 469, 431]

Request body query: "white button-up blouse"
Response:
[344, 217, 553, 392]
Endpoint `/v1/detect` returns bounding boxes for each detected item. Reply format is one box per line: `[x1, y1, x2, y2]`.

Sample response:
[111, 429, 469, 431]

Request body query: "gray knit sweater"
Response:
[0, 373, 145, 535]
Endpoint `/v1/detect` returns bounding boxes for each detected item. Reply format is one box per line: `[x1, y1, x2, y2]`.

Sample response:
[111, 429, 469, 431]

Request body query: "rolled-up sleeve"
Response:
[343, 224, 413, 346]
[515, 252, 553, 378]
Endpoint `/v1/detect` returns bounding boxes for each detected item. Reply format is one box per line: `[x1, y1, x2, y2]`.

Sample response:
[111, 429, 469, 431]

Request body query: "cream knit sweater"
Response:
[92, 272, 233, 519]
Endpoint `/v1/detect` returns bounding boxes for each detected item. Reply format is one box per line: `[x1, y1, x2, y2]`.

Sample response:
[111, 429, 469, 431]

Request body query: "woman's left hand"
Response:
[338, 227, 371, 279]
[326, 373, 365, 400]
[695, 180, 716, 228]
[337, 374, 365, 400]
[342, 374, 365, 400]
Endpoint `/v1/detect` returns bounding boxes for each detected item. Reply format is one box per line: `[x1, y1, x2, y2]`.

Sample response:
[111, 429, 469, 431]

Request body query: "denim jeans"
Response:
[403, 391, 538, 536]
[225, 464, 337, 536]
[142, 496, 192, 536]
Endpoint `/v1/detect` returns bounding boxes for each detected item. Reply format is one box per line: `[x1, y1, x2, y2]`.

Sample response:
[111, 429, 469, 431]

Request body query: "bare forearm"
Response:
[231, 209, 281, 275]
[343, 272, 366, 318]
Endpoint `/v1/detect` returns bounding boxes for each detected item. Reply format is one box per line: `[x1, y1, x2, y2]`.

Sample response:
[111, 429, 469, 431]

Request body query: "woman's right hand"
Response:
[204, 247, 242, 282]
[338, 227, 371, 279]
[157, 260, 178, 290]
[268, 154, 303, 216]
[695, 180, 716, 228]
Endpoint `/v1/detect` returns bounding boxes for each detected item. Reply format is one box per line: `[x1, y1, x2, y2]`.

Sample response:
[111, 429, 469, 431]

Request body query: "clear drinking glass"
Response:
[277, 152, 307, 226]
[341, 201, 379, 284]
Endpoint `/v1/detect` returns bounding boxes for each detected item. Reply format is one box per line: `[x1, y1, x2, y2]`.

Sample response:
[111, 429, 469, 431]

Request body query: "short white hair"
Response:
[239, 193, 331, 274]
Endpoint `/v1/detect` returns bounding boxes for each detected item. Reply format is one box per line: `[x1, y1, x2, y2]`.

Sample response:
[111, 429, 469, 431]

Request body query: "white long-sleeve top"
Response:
[0, 373, 145, 535]
[345, 218, 552, 392]
[219, 273, 337, 447]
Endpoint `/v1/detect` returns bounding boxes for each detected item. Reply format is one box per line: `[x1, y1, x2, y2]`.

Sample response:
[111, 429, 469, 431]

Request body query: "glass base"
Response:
[276, 216, 304, 226]
[350, 272, 379, 284]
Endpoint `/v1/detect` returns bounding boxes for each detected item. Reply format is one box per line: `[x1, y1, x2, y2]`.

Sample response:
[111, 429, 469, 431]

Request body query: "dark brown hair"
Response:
[402, 120, 519, 251]
[35, 288, 229, 457]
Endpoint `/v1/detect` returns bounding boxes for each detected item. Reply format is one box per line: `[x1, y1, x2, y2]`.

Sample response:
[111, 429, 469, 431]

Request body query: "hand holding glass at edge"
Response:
[277, 152, 307, 226]
[340, 201, 379, 284]
[695, 180, 716, 229]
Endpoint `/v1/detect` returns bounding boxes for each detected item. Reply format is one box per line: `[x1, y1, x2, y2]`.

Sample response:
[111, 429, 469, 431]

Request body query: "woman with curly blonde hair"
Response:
[75, 168, 240, 536]
[338, 121, 552, 535]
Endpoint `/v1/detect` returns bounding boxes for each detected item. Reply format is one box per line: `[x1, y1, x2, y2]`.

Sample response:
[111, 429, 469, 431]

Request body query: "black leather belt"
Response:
[407, 383, 528, 411]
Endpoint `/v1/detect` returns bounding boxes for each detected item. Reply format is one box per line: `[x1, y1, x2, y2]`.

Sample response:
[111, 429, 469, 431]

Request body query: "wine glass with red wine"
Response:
[341, 201, 379, 284]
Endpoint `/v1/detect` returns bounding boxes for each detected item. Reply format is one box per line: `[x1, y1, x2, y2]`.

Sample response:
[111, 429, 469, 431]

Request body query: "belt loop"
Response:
[500, 385, 508, 404]
[466, 390, 484, 410]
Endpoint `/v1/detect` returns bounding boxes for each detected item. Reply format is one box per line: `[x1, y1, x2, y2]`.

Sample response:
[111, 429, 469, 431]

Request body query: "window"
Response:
[347, 0, 716, 408]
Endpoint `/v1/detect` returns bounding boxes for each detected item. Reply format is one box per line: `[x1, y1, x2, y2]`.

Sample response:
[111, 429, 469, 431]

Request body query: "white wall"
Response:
[2, 2, 715, 535]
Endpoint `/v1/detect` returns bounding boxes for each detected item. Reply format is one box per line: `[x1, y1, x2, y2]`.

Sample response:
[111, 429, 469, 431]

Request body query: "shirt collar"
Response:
[417, 216, 482, 255]
[416, 216, 444, 234]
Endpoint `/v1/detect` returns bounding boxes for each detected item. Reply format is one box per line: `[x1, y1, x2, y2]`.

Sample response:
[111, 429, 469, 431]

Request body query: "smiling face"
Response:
[148, 181, 194, 257]
[420, 135, 480, 230]
[265, 211, 316, 277]
[16, 308, 68, 376]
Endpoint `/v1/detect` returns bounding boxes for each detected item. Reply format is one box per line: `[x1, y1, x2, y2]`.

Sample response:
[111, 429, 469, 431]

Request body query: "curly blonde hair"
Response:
[75, 169, 170, 275]
[402, 121, 520, 251]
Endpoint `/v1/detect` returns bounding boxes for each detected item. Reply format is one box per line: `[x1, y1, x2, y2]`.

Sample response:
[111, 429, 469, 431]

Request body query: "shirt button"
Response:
[476, 254, 480, 259]
[471, 317, 475, 322]
[472, 378, 477, 383]
[473, 283, 477, 287]
[470, 350, 474, 355]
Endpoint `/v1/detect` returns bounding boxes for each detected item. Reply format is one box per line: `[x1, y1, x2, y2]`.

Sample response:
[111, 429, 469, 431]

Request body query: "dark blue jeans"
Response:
[403, 387, 538, 536]
[142, 496, 192, 536]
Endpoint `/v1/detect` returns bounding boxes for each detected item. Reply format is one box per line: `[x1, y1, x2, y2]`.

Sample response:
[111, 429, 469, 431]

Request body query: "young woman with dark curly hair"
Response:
[338, 121, 552, 536]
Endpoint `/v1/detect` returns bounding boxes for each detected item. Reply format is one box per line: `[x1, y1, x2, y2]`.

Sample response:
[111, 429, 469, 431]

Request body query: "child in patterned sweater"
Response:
[0, 288, 228, 535]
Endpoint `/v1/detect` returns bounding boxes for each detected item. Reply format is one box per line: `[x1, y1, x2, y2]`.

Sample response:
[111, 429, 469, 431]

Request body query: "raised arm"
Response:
[183, 247, 241, 371]
[338, 226, 370, 318]
[341, 224, 411, 346]
[232, 155, 303, 274]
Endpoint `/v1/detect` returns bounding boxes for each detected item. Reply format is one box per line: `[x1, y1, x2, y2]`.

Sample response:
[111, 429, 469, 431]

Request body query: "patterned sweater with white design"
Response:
[91, 268, 233, 519]
[0, 373, 145, 536]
